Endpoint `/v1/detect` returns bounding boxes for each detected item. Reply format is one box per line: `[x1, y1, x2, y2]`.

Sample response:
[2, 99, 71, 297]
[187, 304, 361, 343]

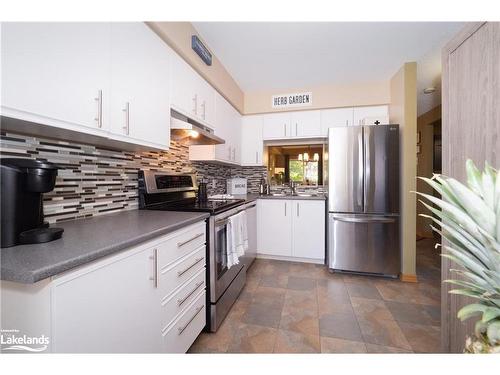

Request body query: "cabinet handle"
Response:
[284, 202, 287, 216]
[193, 94, 198, 115]
[201, 100, 206, 120]
[149, 248, 159, 288]
[228, 147, 231, 160]
[284, 123, 286, 137]
[177, 257, 204, 277]
[255, 151, 258, 164]
[296, 123, 298, 136]
[177, 232, 204, 248]
[122, 102, 130, 135]
[346, 120, 348, 126]
[177, 281, 204, 306]
[177, 305, 204, 335]
[94, 90, 103, 128]
[297, 202, 299, 217]
[232, 148, 235, 161]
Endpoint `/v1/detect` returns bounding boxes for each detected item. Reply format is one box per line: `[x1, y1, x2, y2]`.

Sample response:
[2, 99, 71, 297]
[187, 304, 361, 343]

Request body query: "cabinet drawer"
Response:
[162, 289, 206, 353]
[161, 267, 206, 330]
[157, 223, 206, 268]
[159, 245, 206, 298]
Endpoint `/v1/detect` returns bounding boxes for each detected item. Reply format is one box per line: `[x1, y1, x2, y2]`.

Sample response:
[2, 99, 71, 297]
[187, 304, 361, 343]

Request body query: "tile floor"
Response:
[189, 238, 441, 354]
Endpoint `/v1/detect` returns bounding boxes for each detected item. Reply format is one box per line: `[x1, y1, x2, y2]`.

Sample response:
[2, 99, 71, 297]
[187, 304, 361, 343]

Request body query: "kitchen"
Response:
[0, 12, 496, 364]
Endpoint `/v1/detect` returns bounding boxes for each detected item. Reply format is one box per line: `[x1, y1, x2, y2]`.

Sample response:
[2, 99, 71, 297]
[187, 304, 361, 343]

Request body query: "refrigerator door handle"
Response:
[364, 126, 371, 212]
[357, 131, 364, 207]
[333, 216, 397, 224]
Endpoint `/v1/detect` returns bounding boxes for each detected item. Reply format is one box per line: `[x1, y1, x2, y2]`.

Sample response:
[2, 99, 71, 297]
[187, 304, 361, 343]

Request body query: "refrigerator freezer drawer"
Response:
[328, 213, 400, 277]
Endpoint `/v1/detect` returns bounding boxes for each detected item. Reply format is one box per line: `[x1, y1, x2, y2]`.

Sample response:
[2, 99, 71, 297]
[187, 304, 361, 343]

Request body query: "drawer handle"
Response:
[177, 281, 204, 306]
[177, 257, 204, 277]
[177, 232, 204, 248]
[149, 248, 159, 288]
[178, 305, 204, 335]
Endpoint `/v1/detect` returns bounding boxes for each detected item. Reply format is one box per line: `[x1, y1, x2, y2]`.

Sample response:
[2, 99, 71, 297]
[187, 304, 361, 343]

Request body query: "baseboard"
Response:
[256, 254, 325, 265]
[400, 273, 418, 283]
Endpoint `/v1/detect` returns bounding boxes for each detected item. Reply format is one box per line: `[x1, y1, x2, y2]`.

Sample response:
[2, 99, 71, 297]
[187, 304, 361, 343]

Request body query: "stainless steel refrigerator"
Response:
[327, 124, 400, 277]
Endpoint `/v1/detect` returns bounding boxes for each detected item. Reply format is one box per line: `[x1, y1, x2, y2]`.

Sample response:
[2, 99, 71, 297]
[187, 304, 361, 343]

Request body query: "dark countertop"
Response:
[1, 210, 209, 284]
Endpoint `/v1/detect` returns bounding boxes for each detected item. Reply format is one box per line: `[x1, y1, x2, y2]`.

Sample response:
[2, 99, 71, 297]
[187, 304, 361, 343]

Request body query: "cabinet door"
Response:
[292, 200, 326, 260]
[109, 23, 171, 148]
[171, 53, 197, 118]
[353, 105, 389, 126]
[241, 115, 264, 166]
[1, 22, 111, 134]
[228, 103, 241, 164]
[197, 78, 216, 127]
[52, 247, 161, 353]
[320, 107, 354, 136]
[257, 199, 292, 257]
[262, 112, 291, 139]
[291, 110, 321, 137]
[214, 93, 233, 162]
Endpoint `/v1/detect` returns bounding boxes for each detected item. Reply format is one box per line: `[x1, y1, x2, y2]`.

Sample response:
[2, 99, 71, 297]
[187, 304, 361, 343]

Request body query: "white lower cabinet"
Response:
[257, 199, 325, 262]
[52, 246, 163, 353]
[291, 200, 326, 260]
[0, 221, 207, 353]
[257, 199, 293, 257]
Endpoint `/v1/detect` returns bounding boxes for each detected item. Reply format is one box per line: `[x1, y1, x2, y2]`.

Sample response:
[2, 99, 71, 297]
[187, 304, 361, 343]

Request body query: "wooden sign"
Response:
[272, 92, 312, 109]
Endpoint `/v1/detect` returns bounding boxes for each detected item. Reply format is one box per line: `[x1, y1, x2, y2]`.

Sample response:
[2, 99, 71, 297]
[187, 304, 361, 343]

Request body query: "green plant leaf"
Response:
[486, 321, 500, 345]
[482, 307, 500, 323]
[466, 159, 484, 197]
[446, 177, 496, 236]
[457, 304, 487, 321]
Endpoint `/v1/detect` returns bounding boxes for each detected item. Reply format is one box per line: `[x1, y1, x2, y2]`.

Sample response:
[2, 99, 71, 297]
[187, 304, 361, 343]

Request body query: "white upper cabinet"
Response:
[1, 22, 173, 150]
[189, 92, 241, 165]
[170, 53, 215, 129]
[353, 105, 389, 125]
[109, 23, 171, 148]
[241, 115, 264, 166]
[320, 107, 354, 136]
[1, 23, 111, 136]
[262, 112, 291, 139]
[290, 110, 321, 137]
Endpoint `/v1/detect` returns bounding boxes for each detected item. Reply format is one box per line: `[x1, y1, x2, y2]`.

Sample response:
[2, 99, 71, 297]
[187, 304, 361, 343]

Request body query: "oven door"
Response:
[210, 215, 245, 303]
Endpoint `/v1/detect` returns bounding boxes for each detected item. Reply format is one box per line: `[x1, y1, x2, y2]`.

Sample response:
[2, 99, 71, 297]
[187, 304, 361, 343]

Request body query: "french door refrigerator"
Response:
[327, 124, 400, 277]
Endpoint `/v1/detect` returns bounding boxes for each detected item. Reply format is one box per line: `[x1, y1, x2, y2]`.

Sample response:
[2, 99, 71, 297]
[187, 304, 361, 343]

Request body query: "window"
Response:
[289, 159, 319, 184]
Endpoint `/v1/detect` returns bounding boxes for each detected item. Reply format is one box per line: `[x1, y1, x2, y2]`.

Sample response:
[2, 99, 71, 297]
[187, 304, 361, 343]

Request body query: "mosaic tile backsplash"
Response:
[0, 131, 267, 223]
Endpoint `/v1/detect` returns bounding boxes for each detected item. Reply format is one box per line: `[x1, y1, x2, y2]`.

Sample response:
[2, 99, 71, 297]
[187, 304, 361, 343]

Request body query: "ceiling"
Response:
[193, 22, 464, 115]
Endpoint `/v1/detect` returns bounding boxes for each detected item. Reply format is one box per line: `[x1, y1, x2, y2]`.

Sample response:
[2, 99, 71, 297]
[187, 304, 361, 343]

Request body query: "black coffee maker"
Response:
[1, 158, 64, 248]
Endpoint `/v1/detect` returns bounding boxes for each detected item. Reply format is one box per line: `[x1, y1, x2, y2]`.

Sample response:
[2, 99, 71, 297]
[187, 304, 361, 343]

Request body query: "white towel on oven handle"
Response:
[227, 211, 248, 268]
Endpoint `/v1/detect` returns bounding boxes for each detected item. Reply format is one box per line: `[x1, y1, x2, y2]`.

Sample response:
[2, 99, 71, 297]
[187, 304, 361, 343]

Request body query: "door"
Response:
[328, 126, 364, 213]
[241, 115, 263, 166]
[257, 199, 292, 257]
[353, 105, 389, 126]
[363, 125, 399, 214]
[328, 213, 400, 276]
[1, 23, 111, 133]
[290, 110, 321, 137]
[320, 107, 354, 136]
[292, 200, 325, 261]
[262, 112, 291, 139]
[109, 23, 171, 148]
[52, 247, 162, 353]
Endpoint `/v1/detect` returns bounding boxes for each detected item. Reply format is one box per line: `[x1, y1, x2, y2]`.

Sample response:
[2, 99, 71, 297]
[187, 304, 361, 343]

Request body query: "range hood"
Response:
[170, 110, 225, 146]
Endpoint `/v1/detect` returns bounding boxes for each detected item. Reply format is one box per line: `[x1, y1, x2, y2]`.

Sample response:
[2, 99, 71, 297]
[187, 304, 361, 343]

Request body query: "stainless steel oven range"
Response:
[138, 170, 255, 332]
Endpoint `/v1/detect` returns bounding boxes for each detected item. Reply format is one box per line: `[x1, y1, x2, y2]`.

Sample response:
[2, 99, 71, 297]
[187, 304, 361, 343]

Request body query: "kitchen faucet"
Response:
[290, 180, 297, 196]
